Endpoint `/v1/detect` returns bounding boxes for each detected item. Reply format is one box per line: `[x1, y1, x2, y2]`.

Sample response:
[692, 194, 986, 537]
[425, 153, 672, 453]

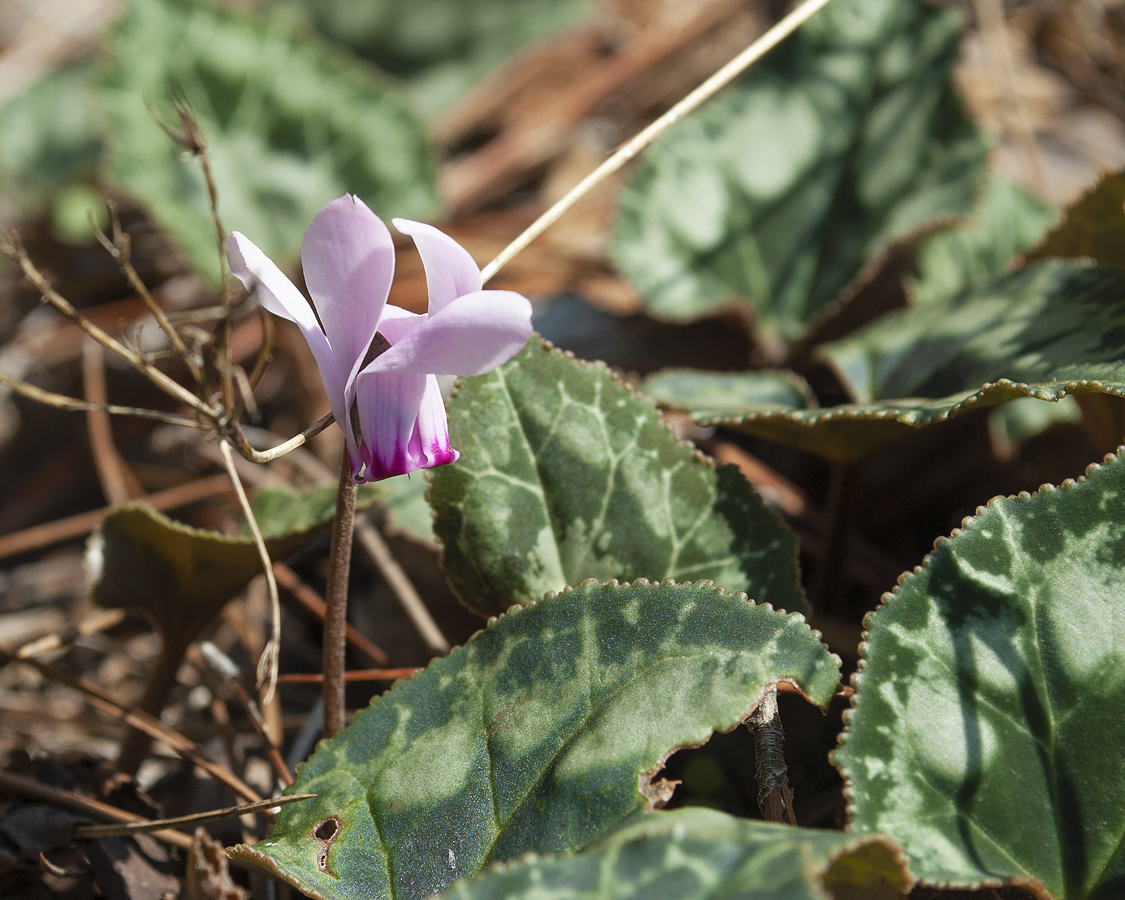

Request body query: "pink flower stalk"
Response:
[227, 195, 532, 482]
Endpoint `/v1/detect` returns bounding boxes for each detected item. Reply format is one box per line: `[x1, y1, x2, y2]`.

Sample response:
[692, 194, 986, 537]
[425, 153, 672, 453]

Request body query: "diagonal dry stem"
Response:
[217, 440, 281, 704]
[479, 0, 837, 285]
[0, 229, 213, 416]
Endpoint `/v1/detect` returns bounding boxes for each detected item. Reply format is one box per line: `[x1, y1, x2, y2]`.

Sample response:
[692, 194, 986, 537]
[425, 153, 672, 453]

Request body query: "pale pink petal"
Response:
[302, 195, 394, 389]
[360, 291, 532, 377]
[377, 305, 426, 346]
[413, 375, 459, 469]
[228, 232, 321, 337]
[352, 371, 427, 482]
[393, 219, 482, 314]
[227, 231, 358, 471]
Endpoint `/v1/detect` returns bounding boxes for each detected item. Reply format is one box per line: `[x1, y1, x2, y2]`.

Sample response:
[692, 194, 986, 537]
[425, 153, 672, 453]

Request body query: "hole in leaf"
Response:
[310, 816, 342, 875]
[313, 819, 339, 842]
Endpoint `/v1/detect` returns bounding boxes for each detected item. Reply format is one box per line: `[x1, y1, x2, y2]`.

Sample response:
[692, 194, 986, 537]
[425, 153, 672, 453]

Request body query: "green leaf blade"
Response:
[100, 0, 437, 280]
[439, 808, 911, 900]
[611, 0, 988, 342]
[232, 580, 841, 900]
[834, 451, 1125, 898]
[430, 337, 806, 616]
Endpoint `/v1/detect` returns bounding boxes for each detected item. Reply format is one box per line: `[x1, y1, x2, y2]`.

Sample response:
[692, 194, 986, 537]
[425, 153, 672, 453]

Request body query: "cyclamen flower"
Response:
[227, 195, 532, 482]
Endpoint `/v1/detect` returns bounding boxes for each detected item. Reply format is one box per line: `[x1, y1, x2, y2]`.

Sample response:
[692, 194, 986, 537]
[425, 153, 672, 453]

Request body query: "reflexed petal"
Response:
[353, 370, 427, 482]
[228, 232, 320, 336]
[302, 195, 394, 388]
[393, 218, 482, 314]
[227, 232, 353, 465]
[413, 374, 458, 469]
[359, 290, 532, 376]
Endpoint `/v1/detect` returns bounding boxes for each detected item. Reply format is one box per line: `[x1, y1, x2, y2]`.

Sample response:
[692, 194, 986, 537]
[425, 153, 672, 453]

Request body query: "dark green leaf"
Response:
[100, 0, 438, 280]
[438, 808, 911, 900]
[429, 337, 806, 617]
[641, 369, 813, 419]
[380, 473, 436, 546]
[250, 483, 382, 541]
[834, 449, 1125, 899]
[911, 177, 1058, 306]
[675, 261, 1125, 462]
[611, 0, 988, 342]
[230, 579, 841, 900]
[1023, 167, 1125, 269]
[273, 0, 590, 116]
[93, 487, 375, 638]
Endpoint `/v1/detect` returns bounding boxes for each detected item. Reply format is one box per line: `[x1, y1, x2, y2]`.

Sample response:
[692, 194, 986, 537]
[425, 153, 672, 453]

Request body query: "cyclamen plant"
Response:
[228, 194, 533, 483]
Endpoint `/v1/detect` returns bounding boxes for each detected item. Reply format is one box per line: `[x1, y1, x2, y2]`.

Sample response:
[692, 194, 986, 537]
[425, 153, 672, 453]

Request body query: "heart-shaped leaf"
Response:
[428, 337, 806, 617]
[100, 0, 437, 280]
[611, 0, 987, 343]
[91, 485, 381, 636]
[230, 579, 841, 900]
[663, 261, 1125, 462]
[273, 0, 591, 116]
[833, 449, 1125, 898]
[437, 808, 911, 900]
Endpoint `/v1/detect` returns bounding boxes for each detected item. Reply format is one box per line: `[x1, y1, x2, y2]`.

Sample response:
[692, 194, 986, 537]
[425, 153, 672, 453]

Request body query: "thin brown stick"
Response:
[15, 608, 127, 659]
[0, 473, 234, 560]
[273, 563, 390, 666]
[0, 648, 262, 803]
[0, 230, 211, 415]
[322, 453, 358, 739]
[193, 643, 293, 787]
[0, 771, 195, 851]
[94, 202, 202, 386]
[0, 366, 201, 427]
[72, 794, 314, 840]
[82, 338, 145, 505]
[276, 668, 416, 684]
[355, 519, 450, 656]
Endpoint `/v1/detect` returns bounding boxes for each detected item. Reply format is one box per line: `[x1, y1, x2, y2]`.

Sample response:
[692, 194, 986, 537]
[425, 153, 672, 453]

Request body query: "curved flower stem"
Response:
[229, 412, 336, 463]
[323, 452, 358, 739]
[479, 0, 836, 286]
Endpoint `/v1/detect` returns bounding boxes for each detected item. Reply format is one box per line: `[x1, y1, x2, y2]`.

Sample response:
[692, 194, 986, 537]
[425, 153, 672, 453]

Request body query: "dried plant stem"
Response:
[72, 794, 314, 840]
[230, 412, 336, 464]
[83, 338, 144, 505]
[218, 440, 281, 704]
[323, 452, 358, 739]
[93, 202, 202, 386]
[355, 519, 450, 656]
[273, 563, 390, 666]
[0, 367, 200, 427]
[15, 608, 127, 658]
[1, 233, 210, 415]
[749, 686, 797, 825]
[0, 771, 195, 851]
[479, 0, 836, 285]
[277, 668, 415, 684]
